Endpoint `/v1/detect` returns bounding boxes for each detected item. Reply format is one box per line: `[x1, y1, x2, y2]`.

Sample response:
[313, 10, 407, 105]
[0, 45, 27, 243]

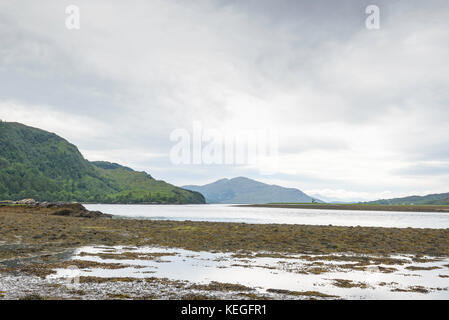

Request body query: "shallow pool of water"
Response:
[49, 246, 449, 299]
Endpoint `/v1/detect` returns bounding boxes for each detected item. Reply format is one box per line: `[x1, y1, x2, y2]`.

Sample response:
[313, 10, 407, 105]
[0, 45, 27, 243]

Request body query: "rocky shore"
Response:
[0, 200, 112, 219]
[1, 203, 449, 300]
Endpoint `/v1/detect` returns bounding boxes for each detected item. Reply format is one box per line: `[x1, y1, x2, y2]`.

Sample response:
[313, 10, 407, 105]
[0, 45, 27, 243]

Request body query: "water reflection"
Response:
[49, 246, 449, 299]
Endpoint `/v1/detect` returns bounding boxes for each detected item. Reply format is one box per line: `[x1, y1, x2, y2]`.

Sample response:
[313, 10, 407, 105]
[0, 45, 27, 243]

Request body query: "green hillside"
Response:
[0, 122, 205, 204]
[366, 192, 449, 205]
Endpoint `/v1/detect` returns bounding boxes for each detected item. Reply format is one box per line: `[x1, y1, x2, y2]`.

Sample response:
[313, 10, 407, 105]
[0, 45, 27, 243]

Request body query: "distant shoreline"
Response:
[1, 205, 449, 257]
[236, 203, 449, 213]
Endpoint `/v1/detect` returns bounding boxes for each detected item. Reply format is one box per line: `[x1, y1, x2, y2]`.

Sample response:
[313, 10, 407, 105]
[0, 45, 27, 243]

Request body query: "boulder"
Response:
[17, 198, 37, 205]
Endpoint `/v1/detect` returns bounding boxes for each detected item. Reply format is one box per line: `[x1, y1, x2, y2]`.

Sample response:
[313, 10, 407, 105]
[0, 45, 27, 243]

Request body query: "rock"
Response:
[0, 199, 112, 218]
[17, 198, 37, 205]
[51, 203, 112, 218]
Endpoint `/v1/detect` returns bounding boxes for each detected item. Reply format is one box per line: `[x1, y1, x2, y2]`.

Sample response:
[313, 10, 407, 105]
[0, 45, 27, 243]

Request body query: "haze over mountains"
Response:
[0, 122, 205, 204]
[183, 177, 321, 204]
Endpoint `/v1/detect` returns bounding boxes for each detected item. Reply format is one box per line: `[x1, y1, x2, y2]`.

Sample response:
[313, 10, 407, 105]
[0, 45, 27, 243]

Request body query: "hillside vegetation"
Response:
[366, 192, 449, 205]
[0, 122, 204, 204]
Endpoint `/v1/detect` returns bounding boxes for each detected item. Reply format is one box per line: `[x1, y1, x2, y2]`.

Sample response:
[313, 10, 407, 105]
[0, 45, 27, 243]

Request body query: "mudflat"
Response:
[0, 204, 449, 258]
[1, 205, 449, 300]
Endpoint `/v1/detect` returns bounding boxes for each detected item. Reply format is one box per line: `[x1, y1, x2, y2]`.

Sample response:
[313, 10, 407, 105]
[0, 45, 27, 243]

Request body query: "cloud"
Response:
[0, 1, 448, 200]
[393, 162, 449, 176]
[306, 189, 398, 202]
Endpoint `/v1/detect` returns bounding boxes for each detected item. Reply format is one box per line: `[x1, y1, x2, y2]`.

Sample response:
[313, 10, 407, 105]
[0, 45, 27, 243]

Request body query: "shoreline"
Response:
[1, 204, 448, 258]
[237, 203, 449, 213]
[1, 205, 449, 300]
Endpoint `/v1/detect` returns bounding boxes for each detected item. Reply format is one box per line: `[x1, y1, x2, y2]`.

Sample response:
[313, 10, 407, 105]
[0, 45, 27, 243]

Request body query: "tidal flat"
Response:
[1, 205, 449, 299]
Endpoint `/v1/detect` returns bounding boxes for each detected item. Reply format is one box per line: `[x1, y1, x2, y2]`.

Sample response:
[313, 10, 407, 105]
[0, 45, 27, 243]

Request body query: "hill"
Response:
[0, 122, 205, 204]
[366, 192, 449, 205]
[183, 177, 321, 204]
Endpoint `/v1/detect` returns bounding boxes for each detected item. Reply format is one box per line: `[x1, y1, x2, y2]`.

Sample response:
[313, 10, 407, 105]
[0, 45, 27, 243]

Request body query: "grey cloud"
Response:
[0, 0, 448, 199]
[393, 164, 449, 176]
[279, 138, 349, 155]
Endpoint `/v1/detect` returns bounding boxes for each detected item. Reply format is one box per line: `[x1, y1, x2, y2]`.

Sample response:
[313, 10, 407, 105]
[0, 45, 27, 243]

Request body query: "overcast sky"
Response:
[1, 0, 448, 201]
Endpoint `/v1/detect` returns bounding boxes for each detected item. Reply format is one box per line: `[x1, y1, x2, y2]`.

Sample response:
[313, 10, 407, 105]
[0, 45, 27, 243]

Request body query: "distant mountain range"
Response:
[3, 122, 447, 207]
[183, 177, 321, 204]
[365, 192, 449, 205]
[0, 122, 205, 204]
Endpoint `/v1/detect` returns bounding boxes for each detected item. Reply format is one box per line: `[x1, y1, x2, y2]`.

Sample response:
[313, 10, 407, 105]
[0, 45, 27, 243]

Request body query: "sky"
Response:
[0, 0, 448, 202]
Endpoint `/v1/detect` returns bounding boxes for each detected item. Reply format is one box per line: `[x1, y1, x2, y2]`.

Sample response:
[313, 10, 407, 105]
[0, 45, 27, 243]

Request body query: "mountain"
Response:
[183, 177, 321, 204]
[366, 192, 449, 205]
[0, 122, 205, 204]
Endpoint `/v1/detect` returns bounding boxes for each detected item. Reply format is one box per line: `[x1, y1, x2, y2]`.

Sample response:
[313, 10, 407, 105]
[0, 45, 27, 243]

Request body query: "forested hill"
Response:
[366, 192, 449, 205]
[0, 122, 205, 204]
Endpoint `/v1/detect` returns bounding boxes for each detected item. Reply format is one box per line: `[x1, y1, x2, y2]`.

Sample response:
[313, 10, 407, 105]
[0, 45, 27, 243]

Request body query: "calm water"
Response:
[84, 204, 449, 229]
[49, 245, 449, 299]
